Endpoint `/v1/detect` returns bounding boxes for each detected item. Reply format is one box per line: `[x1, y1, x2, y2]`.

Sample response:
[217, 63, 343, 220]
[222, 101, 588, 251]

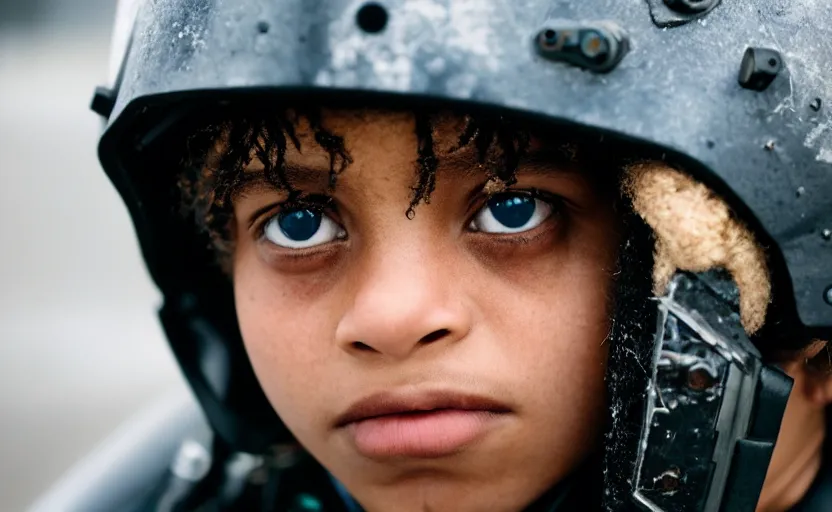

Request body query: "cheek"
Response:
[232, 249, 339, 433]
[470, 212, 617, 436]
[482, 261, 611, 407]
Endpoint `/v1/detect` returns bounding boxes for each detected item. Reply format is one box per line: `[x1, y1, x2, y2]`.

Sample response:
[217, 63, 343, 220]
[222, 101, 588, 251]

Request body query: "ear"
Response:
[803, 370, 832, 408]
[791, 342, 832, 408]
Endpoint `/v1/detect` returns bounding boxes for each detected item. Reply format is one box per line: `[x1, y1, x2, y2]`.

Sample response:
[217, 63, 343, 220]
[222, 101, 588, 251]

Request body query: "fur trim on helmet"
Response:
[602, 161, 827, 511]
[623, 162, 770, 334]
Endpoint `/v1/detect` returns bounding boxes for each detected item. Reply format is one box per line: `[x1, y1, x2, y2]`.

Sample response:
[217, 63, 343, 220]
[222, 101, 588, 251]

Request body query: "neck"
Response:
[756, 399, 826, 512]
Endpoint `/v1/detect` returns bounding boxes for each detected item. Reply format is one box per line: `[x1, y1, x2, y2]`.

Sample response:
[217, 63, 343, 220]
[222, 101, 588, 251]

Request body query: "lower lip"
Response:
[346, 409, 504, 459]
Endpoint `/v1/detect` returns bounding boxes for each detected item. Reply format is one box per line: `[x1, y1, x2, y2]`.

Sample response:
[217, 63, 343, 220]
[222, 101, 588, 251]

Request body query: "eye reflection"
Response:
[470, 193, 554, 234]
[264, 209, 346, 249]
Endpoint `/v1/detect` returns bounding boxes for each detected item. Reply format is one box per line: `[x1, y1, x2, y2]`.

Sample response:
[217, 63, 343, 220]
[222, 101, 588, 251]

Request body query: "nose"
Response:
[334, 241, 471, 360]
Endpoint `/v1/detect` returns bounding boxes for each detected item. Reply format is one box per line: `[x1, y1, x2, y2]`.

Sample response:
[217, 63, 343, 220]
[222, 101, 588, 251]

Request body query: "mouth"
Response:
[335, 390, 513, 459]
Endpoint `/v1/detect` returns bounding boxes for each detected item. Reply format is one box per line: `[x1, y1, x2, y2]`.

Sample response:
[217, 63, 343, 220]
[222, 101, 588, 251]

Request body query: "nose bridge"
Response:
[363, 236, 436, 315]
[335, 227, 465, 359]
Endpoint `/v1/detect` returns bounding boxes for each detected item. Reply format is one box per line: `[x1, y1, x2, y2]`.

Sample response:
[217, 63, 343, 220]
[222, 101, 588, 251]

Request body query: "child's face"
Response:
[230, 110, 618, 511]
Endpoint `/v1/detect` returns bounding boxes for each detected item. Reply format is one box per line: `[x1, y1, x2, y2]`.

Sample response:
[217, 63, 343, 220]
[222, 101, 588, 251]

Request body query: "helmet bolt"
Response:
[738, 47, 783, 91]
[686, 362, 717, 391]
[654, 467, 682, 494]
[540, 29, 559, 49]
[580, 31, 609, 61]
[535, 23, 629, 73]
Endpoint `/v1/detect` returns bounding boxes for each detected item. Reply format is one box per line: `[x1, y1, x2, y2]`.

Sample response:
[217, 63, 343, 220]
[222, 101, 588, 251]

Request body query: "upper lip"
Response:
[334, 389, 512, 428]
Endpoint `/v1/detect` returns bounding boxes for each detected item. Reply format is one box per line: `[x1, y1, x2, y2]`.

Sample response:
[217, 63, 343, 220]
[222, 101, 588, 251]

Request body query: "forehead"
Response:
[231, 106, 596, 198]
[274, 108, 554, 172]
[293, 108, 475, 156]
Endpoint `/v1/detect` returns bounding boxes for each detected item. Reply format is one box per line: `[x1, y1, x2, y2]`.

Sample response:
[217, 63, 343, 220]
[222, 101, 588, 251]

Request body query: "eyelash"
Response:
[250, 188, 566, 243]
[465, 187, 565, 228]
[250, 195, 337, 240]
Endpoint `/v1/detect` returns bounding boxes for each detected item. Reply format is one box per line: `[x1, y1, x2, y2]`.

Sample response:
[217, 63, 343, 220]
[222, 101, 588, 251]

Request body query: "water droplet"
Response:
[796, 186, 806, 197]
[822, 229, 832, 241]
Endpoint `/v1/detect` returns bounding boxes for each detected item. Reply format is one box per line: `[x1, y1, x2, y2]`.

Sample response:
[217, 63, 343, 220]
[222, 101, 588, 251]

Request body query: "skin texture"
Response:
[758, 351, 832, 512]
[229, 110, 619, 511]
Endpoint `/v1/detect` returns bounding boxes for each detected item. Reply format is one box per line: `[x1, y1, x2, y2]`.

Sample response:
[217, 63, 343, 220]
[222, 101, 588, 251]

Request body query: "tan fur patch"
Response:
[623, 162, 771, 334]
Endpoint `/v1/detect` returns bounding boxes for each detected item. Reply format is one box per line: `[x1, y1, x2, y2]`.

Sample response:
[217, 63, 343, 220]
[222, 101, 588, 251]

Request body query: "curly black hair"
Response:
[176, 106, 572, 258]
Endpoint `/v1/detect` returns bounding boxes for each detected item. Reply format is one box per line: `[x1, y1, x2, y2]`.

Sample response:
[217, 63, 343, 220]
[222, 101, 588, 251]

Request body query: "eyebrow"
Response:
[436, 145, 582, 179]
[233, 145, 583, 199]
[233, 162, 333, 198]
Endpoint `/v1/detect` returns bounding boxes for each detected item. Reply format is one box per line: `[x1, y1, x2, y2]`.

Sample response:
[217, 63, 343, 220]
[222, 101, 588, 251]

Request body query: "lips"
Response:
[335, 390, 512, 458]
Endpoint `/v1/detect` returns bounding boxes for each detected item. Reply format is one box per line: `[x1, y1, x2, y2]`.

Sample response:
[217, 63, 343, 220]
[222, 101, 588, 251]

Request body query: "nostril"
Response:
[352, 341, 375, 352]
[420, 329, 451, 345]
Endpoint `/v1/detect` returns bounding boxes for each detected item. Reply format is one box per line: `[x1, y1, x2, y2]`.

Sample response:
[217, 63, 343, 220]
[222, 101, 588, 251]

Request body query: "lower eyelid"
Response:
[468, 212, 563, 242]
[466, 220, 561, 253]
[262, 240, 346, 257]
[254, 240, 347, 272]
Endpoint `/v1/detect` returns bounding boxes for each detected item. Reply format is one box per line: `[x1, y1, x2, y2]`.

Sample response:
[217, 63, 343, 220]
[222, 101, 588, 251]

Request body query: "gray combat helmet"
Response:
[93, 1, 832, 511]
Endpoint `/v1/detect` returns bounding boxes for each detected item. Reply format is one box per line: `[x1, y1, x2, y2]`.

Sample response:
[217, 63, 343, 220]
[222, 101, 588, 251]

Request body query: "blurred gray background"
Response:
[0, 0, 185, 509]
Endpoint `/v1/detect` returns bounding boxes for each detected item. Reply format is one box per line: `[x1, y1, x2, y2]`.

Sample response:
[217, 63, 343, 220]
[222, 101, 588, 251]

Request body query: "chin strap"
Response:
[630, 271, 792, 512]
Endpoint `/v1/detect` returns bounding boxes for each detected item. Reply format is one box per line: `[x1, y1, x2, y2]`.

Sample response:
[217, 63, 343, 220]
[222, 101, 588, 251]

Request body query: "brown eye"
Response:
[469, 193, 554, 233]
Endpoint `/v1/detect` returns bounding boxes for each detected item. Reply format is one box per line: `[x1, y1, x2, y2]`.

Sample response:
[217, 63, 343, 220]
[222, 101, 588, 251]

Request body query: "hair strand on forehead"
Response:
[407, 112, 439, 218]
[304, 109, 353, 191]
